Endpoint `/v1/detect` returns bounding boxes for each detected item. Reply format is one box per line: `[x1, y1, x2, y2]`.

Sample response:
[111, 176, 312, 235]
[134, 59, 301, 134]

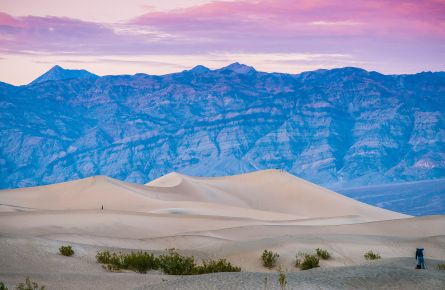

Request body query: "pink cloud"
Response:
[131, 0, 445, 38]
[1, 0, 444, 56]
[0, 14, 112, 53]
[0, 0, 444, 77]
[0, 13, 201, 55]
[0, 12, 23, 27]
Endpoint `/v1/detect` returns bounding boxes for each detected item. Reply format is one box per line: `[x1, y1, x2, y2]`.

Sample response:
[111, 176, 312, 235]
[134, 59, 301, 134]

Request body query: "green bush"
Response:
[0, 282, 8, 290]
[158, 249, 196, 275]
[14, 277, 45, 290]
[121, 251, 159, 273]
[300, 254, 320, 270]
[315, 248, 330, 260]
[96, 250, 160, 274]
[96, 250, 112, 264]
[96, 248, 242, 275]
[59, 245, 74, 257]
[193, 258, 241, 274]
[364, 251, 381, 260]
[261, 249, 279, 269]
[96, 250, 122, 268]
[278, 270, 287, 290]
[437, 263, 445, 270]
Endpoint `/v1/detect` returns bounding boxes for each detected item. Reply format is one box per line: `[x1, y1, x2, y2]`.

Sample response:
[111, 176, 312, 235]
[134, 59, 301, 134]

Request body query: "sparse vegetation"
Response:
[59, 245, 74, 257]
[261, 249, 279, 269]
[315, 248, 330, 260]
[299, 254, 320, 270]
[0, 282, 8, 290]
[437, 263, 445, 270]
[193, 258, 241, 274]
[121, 251, 159, 273]
[96, 250, 123, 269]
[96, 250, 159, 273]
[295, 251, 308, 268]
[14, 277, 45, 290]
[278, 269, 287, 290]
[96, 248, 241, 275]
[158, 248, 196, 275]
[364, 250, 381, 260]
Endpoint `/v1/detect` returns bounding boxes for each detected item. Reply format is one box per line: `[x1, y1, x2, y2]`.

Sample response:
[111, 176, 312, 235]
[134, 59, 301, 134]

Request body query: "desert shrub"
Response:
[300, 254, 320, 270]
[96, 250, 160, 274]
[278, 270, 287, 290]
[15, 277, 45, 290]
[96, 248, 241, 275]
[59, 245, 74, 257]
[121, 251, 159, 273]
[0, 282, 8, 290]
[193, 258, 241, 274]
[96, 250, 113, 264]
[315, 248, 330, 260]
[158, 249, 196, 275]
[437, 263, 445, 270]
[364, 251, 381, 260]
[96, 250, 123, 268]
[295, 251, 309, 268]
[261, 249, 279, 269]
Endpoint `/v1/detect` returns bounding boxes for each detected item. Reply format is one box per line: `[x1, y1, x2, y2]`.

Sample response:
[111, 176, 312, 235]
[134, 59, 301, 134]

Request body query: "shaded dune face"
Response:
[0, 169, 406, 222]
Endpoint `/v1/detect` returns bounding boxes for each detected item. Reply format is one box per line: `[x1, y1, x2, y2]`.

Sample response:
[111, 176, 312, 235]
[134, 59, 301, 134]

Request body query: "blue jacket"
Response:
[415, 248, 424, 259]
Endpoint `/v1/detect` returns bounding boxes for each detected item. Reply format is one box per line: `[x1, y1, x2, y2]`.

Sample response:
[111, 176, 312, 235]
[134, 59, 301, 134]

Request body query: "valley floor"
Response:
[1, 170, 444, 289]
[1, 230, 445, 290]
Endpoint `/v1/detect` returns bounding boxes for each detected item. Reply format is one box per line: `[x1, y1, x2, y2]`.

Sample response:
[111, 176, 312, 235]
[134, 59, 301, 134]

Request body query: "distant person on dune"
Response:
[415, 248, 425, 269]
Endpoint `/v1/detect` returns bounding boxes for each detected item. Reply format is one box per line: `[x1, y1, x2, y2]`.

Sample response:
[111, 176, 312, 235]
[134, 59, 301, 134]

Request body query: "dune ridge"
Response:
[0, 169, 407, 221]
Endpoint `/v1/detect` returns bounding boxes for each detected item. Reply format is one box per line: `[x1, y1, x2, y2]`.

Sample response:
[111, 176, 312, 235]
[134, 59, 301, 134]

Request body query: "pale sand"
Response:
[0, 170, 444, 289]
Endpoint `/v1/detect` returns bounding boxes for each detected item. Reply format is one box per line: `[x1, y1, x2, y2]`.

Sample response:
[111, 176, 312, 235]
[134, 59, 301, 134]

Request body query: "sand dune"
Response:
[0, 170, 407, 220]
[146, 170, 407, 220]
[0, 170, 444, 290]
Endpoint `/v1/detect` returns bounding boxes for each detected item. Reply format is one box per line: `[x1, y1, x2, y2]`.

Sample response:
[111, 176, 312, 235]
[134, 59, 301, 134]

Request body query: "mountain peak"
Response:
[189, 65, 210, 74]
[50, 65, 63, 71]
[29, 65, 98, 85]
[221, 62, 256, 74]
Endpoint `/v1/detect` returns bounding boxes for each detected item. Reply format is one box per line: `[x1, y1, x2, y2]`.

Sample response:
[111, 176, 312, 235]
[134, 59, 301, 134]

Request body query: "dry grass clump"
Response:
[261, 249, 279, 269]
[364, 250, 381, 260]
[315, 248, 330, 260]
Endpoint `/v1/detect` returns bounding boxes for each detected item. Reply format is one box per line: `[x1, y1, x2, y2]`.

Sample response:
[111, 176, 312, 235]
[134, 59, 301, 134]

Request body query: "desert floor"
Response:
[1, 170, 444, 289]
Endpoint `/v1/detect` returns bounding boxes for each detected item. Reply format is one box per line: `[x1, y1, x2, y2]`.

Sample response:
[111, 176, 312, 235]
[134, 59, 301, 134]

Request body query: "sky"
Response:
[0, 0, 444, 85]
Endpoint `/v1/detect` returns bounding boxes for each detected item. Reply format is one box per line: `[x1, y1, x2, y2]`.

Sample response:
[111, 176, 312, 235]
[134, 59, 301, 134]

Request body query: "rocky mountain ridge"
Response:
[0, 64, 444, 189]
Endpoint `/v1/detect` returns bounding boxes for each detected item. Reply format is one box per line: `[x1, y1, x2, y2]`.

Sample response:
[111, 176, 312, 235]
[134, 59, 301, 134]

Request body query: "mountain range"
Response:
[1, 64, 444, 200]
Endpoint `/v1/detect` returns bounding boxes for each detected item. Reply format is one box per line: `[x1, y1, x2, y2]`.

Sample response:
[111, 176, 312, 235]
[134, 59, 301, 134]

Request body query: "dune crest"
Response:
[0, 170, 406, 222]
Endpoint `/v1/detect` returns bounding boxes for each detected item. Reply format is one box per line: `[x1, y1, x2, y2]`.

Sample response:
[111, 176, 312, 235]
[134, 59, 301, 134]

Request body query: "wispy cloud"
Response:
[132, 0, 445, 38]
[1, 0, 444, 56]
[0, 0, 444, 84]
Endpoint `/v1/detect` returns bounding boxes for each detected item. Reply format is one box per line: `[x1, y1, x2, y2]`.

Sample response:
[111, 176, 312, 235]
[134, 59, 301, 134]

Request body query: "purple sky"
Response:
[1, 0, 444, 85]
